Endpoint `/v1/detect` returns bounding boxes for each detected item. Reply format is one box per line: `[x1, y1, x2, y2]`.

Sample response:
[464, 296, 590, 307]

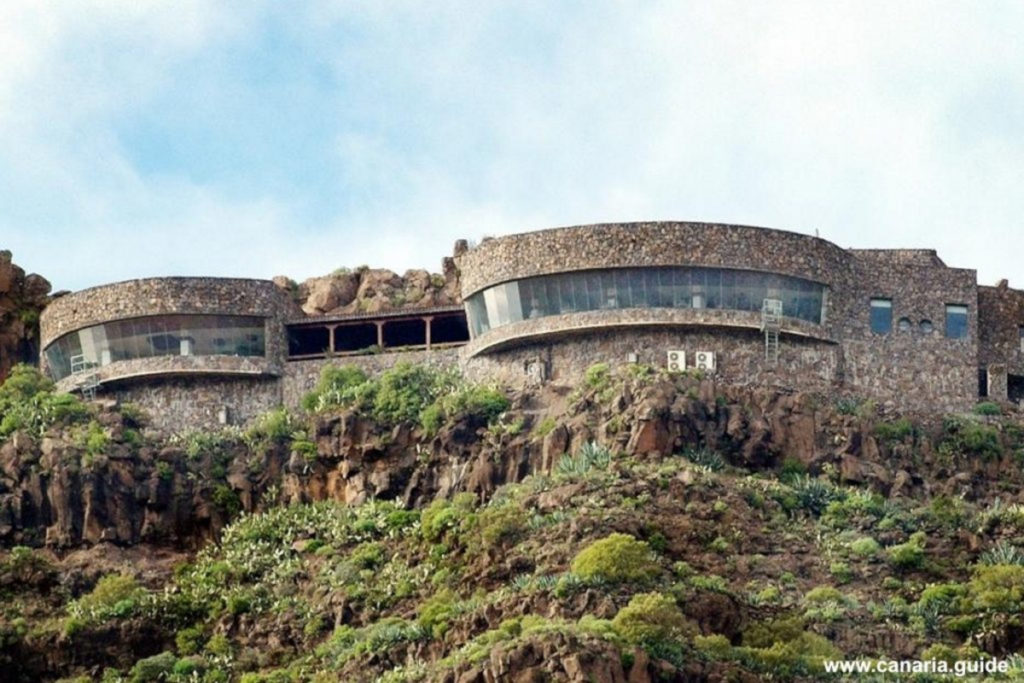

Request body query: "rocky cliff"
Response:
[283, 255, 461, 317]
[3, 362, 1024, 681]
[0, 251, 50, 381]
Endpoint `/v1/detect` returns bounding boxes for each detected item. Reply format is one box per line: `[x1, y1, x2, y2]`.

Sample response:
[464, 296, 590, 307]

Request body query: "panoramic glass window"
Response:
[45, 314, 266, 381]
[869, 298, 892, 334]
[465, 266, 826, 337]
[945, 304, 968, 339]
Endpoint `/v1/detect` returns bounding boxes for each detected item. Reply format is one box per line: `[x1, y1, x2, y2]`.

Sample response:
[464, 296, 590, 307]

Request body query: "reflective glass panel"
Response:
[465, 267, 826, 336]
[44, 314, 266, 381]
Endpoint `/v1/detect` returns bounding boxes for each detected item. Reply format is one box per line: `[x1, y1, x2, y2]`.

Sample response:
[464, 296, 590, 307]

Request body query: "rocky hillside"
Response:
[282, 254, 461, 317]
[0, 250, 51, 381]
[4, 361, 1024, 681]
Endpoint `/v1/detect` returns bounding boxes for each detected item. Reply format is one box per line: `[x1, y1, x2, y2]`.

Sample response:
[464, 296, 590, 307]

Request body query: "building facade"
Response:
[36, 222, 1024, 430]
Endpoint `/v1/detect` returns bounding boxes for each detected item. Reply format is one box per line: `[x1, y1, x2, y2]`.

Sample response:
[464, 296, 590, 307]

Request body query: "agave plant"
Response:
[978, 541, 1024, 566]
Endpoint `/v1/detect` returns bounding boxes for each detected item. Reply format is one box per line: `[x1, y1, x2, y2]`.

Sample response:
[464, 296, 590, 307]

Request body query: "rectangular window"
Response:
[1019, 326, 1024, 352]
[870, 298, 892, 334]
[945, 304, 968, 339]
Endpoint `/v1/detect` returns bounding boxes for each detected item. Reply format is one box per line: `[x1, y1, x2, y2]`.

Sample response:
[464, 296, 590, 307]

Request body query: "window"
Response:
[463, 266, 828, 335]
[1019, 326, 1024, 352]
[897, 317, 912, 332]
[870, 298, 892, 334]
[44, 314, 266, 381]
[945, 304, 968, 339]
[920, 320, 934, 334]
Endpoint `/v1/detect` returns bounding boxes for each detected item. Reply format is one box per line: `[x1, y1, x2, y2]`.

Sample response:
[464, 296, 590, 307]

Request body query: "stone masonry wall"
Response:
[40, 277, 296, 381]
[461, 327, 840, 395]
[979, 284, 1024, 374]
[108, 375, 283, 433]
[456, 223, 985, 412]
[839, 252, 978, 412]
[456, 221, 852, 301]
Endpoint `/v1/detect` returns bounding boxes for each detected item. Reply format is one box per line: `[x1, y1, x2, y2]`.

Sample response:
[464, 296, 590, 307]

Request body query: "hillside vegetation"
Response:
[3, 362, 1024, 681]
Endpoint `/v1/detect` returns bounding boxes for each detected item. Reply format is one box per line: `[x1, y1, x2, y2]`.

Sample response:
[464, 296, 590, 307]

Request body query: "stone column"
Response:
[327, 325, 337, 355]
[424, 316, 433, 350]
[376, 322, 384, 349]
[988, 364, 1008, 401]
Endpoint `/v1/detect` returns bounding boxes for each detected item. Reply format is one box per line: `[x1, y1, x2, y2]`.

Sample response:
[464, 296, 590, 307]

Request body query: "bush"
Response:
[583, 362, 611, 390]
[302, 365, 369, 412]
[0, 365, 89, 440]
[571, 533, 659, 583]
[875, 418, 914, 443]
[849, 537, 881, 558]
[974, 401, 1002, 416]
[68, 573, 144, 623]
[888, 531, 927, 570]
[967, 564, 1024, 613]
[940, 417, 1001, 460]
[611, 592, 695, 647]
[128, 651, 177, 683]
[779, 457, 806, 482]
[420, 493, 477, 542]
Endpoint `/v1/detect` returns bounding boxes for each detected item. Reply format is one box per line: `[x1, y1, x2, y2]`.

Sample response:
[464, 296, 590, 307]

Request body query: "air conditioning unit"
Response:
[666, 350, 686, 372]
[693, 351, 716, 372]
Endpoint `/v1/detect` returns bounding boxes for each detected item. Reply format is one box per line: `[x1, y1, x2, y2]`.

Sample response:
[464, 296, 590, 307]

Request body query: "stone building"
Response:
[36, 221, 1024, 430]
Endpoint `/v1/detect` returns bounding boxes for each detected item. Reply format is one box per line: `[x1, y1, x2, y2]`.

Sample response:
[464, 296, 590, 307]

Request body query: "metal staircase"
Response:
[69, 354, 101, 401]
[761, 298, 782, 365]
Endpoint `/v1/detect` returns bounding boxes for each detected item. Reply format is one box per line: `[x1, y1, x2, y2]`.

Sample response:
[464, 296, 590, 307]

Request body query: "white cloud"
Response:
[2, 1, 1024, 290]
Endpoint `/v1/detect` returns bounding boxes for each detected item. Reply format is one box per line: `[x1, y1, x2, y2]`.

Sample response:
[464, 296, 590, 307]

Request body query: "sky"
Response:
[1, 1, 1023, 292]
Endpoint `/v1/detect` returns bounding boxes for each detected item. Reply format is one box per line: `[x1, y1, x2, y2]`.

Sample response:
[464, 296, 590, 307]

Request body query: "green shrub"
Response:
[175, 626, 206, 655]
[967, 564, 1024, 612]
[875, 418, 914, 443]
[478, 503, 527, 547]
[571, 533, 659, 583]
[611, 592, 695, 647]
[421, 493, 477, 542]
[371, 363, 451, 425]
[128, 651, 177, 683]
[974, 401, 1002, 416]
[68, 573, 144, 623]
[417, 589, 458, 638]
[301, 365, 369, 412]
[940, 417, 1001, 460]
[583, 362, 611, 390]
[244, 408, 296, 449]
[830, 561, 853, 583]
[435, 384, 509, 427]
[888, 531, 927, 570]
[0, 365, 89, 440]
[849, 537, 881, 558]
[779, 457, 806, 482]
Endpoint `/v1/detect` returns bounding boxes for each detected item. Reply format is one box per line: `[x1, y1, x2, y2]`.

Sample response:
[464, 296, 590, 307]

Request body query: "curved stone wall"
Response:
[40, 277, 294, 386]
[457, 222, 853, 297]
[457, 222, 853, 354]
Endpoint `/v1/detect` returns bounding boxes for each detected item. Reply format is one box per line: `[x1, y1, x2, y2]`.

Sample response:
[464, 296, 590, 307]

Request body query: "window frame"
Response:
[869, 298, 893, 335]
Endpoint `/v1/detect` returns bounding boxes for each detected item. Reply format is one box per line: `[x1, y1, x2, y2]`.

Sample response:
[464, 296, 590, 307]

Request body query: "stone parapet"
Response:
[456, 222, 852, 297]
